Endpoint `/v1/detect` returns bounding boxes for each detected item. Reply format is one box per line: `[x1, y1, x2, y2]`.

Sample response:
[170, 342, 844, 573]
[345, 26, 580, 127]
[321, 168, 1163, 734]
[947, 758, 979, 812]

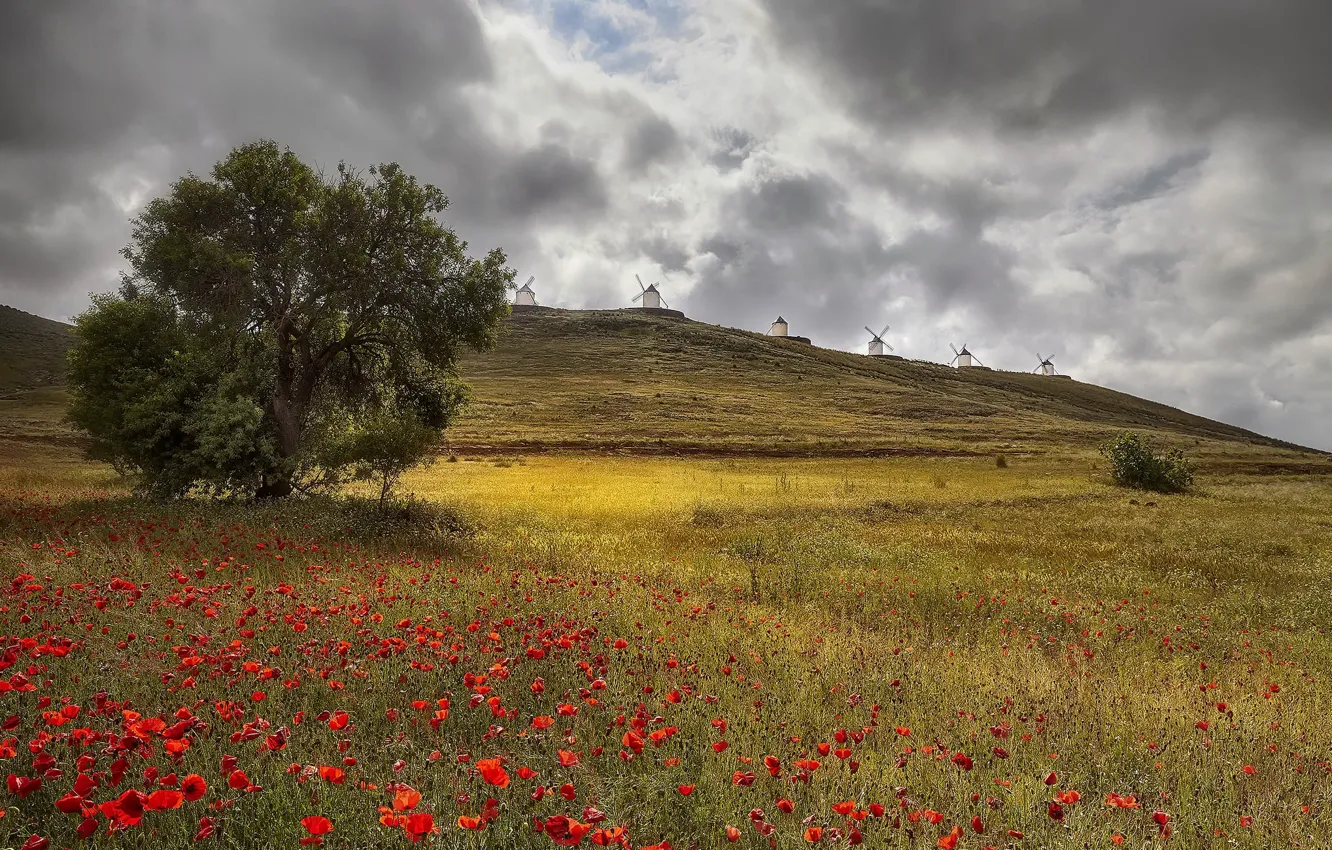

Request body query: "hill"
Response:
[446, 308, 1318, 465]
[0, 303, 1322, 468]
[0, 305, 73, 394]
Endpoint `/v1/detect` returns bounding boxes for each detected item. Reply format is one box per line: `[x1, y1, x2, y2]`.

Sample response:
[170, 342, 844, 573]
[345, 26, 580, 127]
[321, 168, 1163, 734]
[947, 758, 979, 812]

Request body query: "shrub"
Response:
[1100, 432, 1193, 493]
[995, 454, 1008, 468]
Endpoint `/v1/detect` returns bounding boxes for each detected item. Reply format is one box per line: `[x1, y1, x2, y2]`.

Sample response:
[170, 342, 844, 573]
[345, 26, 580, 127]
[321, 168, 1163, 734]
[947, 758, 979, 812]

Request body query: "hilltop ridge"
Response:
[446, 307, 1316, 463]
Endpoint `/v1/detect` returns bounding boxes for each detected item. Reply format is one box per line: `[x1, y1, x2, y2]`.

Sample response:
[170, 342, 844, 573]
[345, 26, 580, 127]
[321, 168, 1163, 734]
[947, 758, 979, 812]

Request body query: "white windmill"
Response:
[1033, 353, 1057, 376]
[632, 274, 668, 310]
[865, 324, 893, 357]
[768, 316, 788, 337]
[949, 343, 983, 368]
[514, 275, 537, 307]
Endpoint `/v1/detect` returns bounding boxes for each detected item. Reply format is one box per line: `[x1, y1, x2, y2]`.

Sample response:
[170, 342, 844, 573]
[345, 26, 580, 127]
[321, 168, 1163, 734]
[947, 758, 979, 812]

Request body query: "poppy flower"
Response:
[394, 786, 422, 811]
[937, 825, 963, 850]
[182, 774, 207, 801]
[557, 750, 580, 767]
[403, 813, 435, 842]
[804, 826, 824, 842]
[678, 784, 695, 795]
[228, 769, 250, 790]
[144, 789, 185, 810]
[318, 766, 346, 785]
[725, 826, 741, 842]
[476, 758, 510, 789]
[458, 815, 483, 830]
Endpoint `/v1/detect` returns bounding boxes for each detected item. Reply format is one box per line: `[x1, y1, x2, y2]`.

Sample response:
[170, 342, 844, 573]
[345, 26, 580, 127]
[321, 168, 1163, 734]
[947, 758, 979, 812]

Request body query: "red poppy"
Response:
[403, 812, 435, 842]
[476, 758, 510, 789]
[182, 774, 207, 801]
[318, 766, 346, 785]
[144, 789, 185, 810]
[678, 784, 695, 795]
[394, 786, 422, 811]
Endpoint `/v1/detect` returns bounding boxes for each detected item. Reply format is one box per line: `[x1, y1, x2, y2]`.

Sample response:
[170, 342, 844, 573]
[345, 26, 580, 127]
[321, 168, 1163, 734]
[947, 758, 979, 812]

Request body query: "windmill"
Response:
[514, 275, 537, 307]
[1033, 353, 1057, 376]
[949, 343, 982, 368]
[769, 316, 788, 337]
[865, 324, 893, 357]
[632, 274, 668, 310]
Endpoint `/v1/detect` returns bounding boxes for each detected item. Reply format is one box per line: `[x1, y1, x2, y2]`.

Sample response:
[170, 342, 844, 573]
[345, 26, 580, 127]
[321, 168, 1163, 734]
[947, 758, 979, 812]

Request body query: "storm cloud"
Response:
[1, 0, 1329, 448]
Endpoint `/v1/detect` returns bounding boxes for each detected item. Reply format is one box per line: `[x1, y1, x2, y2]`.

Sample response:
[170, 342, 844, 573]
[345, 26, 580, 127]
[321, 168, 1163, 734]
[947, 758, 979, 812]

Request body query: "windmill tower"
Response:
[1033, 353, 1057, 376]
[768, 316, 788, 337]
[949, 343, 983, 368]
[865, 324, 893, 357]
[514, 275, 537, 307]
[632, 274, 667, 310]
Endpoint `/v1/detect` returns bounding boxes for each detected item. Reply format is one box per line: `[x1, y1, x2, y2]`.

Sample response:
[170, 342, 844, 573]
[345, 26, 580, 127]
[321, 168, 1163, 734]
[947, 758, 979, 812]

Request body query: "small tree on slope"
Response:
[1100, 432, 1194, 494]
[67, 140, 513, 498]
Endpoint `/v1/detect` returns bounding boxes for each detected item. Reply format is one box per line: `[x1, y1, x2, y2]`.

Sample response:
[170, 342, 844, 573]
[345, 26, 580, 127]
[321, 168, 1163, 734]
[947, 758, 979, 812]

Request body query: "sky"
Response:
[2, 0, 1330, 449]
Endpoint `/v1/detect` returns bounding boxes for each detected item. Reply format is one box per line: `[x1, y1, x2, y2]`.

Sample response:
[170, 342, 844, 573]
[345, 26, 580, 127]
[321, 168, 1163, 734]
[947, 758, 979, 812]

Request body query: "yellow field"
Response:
[1, 445, 1330, 849]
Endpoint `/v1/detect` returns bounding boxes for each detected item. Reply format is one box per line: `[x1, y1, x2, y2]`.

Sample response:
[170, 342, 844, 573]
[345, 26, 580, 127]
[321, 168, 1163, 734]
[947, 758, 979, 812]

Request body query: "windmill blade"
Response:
[1032, 365, 1042, 373]
[880, 324, 890, 338]
[886, 342, 894, 352]
[950, 343, 960, 356]
[659, 298, 670, 309]
[525, 275, 535, 287]
[1036, 352, 1043, 363]
[635, 274, 645, 291]
[864, 326, 877, 339]
[973, 356, 984, 367]
[949, 354, 959, 365]
[632, 292, 644, 303]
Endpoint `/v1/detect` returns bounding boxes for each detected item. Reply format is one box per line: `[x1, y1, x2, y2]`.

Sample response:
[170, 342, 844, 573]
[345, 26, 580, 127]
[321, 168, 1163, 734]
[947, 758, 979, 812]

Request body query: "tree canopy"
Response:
[68, 140, 514, 498]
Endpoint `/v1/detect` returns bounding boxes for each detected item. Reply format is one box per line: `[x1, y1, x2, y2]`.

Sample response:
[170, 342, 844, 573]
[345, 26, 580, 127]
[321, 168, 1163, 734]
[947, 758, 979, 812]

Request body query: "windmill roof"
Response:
[774, 316, 786, 323]
[644, 284, 658, 292]
[517, 283, 534, 292]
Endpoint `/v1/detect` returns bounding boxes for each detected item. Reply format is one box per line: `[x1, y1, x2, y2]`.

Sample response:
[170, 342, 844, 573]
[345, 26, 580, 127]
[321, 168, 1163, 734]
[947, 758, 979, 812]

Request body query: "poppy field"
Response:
[1, 453, 1330, 849]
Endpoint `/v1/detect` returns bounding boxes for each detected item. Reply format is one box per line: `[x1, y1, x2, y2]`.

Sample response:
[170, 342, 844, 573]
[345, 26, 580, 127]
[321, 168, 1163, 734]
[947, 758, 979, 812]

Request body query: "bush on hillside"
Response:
[1100, 432, 1193, 493]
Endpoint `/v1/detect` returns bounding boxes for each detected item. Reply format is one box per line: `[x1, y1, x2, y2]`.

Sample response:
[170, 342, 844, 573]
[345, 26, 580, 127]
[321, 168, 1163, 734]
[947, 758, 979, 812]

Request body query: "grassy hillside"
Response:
[0, 304, 73, 394]
[0, 303, 1322, 467]
[449, 308, 1317, 464]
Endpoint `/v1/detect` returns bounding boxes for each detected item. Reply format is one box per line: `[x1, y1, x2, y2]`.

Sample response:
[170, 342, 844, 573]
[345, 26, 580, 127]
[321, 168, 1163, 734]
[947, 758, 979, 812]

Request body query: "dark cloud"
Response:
[684, 172, 895, 341]
[623, 114, 681, 172]
[0, 0, 610, 319]
[495, 144, 608, 219]
[757, 0, 1332, 134]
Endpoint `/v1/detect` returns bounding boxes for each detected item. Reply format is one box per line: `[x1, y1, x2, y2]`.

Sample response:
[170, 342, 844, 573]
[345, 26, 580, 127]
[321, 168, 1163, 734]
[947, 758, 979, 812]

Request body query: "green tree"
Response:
[68, 140, 513, 498]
